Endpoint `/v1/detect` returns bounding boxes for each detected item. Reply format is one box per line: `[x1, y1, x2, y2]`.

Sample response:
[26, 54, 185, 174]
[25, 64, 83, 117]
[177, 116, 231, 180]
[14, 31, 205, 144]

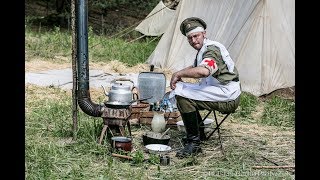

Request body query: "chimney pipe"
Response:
[76, 0, 103, 117]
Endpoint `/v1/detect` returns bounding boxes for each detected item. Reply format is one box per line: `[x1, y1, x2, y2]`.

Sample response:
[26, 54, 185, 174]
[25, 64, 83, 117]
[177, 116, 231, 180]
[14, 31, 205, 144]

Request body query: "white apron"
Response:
[169, 39, 241, 102]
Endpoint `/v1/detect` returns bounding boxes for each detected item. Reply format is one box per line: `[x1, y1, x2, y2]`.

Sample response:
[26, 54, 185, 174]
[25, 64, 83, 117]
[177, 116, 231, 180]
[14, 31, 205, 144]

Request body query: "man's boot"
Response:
[182, 110, 206, 144]
[176, 111, 202, 158]
[196, 110, 206, 141]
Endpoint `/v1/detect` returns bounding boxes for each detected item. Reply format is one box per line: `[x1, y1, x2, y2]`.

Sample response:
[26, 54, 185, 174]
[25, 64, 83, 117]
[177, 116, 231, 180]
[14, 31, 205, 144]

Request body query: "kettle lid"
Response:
[112, 83, 131, 90]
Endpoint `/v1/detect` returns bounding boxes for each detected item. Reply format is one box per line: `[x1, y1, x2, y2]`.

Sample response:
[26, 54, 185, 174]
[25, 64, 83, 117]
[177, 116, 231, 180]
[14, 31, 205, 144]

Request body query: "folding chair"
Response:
[199, 110, 231, 154]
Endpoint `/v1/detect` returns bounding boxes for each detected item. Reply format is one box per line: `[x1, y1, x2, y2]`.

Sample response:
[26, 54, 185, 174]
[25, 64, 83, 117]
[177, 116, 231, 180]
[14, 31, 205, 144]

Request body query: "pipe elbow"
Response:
[77, 90, 103, 117]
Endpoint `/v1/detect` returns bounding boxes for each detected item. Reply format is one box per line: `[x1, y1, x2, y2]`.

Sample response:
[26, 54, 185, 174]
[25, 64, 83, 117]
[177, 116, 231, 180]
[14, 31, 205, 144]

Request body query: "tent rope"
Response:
[111, 2, 174, 39]
[90, 0, 177, 48]
[147, 35, 161, 44]
[125, 34, 146, 44]
[125, 34, 161, 45]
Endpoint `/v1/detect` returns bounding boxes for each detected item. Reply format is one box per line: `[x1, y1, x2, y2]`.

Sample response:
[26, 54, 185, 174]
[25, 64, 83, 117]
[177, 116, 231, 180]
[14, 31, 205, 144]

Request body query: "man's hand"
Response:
[170, 66, 210, 89]
[170, 72, 182, 90]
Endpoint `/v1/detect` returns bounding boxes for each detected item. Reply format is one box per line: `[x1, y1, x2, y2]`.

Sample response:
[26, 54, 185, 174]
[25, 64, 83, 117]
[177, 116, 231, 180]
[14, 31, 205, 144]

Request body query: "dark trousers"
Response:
[175, 94, 241, 114]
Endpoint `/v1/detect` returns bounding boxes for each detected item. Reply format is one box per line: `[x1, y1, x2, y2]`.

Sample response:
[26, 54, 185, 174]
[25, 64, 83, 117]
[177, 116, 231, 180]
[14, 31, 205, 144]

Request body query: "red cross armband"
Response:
[199, 58, 218, 76]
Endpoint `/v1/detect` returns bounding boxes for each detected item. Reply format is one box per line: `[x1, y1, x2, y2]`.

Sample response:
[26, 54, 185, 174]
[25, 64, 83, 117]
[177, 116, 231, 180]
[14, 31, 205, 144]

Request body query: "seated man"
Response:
[169, 17, 241, 158]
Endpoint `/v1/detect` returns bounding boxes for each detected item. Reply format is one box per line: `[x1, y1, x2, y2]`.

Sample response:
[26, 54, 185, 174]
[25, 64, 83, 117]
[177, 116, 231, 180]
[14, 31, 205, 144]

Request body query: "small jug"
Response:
[151, 111, 166, 133]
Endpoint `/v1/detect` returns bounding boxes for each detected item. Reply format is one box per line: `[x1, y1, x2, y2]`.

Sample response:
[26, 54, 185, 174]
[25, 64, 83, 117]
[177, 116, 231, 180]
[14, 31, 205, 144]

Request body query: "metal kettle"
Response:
[101, 78, 137, 106]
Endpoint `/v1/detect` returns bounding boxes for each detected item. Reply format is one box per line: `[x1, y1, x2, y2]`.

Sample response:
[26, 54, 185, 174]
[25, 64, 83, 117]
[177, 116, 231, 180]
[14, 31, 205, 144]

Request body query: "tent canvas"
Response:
[136, 0, 295, 97]
[135, 0, 176, 36]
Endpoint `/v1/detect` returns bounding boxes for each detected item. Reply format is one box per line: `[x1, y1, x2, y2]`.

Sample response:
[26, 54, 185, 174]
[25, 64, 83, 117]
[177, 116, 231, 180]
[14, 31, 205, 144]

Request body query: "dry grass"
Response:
[25, 59, 72, 72]
[25, 58, 151, 73]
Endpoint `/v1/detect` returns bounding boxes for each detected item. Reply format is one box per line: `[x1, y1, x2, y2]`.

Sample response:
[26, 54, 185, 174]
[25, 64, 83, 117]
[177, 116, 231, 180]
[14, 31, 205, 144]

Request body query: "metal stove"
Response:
[98, 106, 132, 144]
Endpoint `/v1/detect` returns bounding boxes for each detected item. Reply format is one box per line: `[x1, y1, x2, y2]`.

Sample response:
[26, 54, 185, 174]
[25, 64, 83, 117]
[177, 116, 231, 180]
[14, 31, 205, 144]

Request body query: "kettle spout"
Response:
[101, 85, 109, 96]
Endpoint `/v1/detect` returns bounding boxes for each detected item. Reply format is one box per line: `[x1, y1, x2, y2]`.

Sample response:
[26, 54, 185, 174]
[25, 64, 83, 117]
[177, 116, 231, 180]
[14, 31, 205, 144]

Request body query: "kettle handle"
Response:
[111, 78, 134, 85]
[111, 78, 137, 93]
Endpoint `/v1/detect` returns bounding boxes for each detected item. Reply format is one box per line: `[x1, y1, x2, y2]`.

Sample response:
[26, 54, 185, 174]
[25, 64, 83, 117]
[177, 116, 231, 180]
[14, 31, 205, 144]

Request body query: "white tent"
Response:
[135, 0, 176, 36]
[136, 0, 295, 97]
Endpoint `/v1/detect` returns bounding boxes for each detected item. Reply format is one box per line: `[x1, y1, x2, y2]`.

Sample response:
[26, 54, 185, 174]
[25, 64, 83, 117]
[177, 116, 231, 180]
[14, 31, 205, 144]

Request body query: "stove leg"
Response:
[99, 125, 108, 144]
[119, 126, 125, 136]
[126, 121, 132, 137]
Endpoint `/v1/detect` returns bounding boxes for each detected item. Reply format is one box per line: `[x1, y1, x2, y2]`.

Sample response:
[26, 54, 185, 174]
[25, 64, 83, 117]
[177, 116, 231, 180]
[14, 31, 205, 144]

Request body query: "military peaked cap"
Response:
[180, 17, 207, 36]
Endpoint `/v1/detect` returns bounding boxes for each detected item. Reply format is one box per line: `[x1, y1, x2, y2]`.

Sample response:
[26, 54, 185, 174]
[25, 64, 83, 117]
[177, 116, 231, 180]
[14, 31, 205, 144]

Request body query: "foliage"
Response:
[89, 0, 158, 12]
[90, 0, 126, 10]
[26, 0, 160, 34]
[131, 150, 145, 164]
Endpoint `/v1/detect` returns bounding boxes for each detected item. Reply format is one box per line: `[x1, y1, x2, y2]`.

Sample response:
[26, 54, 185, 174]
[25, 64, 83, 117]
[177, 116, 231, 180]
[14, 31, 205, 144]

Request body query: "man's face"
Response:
[187, 31, 206, 50]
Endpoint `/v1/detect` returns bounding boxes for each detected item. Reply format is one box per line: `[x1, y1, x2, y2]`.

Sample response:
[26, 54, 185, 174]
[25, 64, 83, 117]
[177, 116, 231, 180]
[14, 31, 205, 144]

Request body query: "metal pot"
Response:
[142, 131, 170, 146]
[111, 136, 132, 152]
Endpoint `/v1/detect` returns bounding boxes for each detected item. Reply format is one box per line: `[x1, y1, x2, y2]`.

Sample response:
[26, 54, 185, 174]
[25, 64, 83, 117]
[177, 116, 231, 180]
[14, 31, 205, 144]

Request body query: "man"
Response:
[169, 17, 241, 158]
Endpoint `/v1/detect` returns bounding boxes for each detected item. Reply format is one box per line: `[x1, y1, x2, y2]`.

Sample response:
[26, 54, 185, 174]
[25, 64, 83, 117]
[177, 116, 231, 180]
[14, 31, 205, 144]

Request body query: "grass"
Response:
[260, 96, 295, 128]
[25, 27, 295, 179]
[25, 84, 295, 179]
[25, 25, 159, 66]
[233, 92, 259, 122]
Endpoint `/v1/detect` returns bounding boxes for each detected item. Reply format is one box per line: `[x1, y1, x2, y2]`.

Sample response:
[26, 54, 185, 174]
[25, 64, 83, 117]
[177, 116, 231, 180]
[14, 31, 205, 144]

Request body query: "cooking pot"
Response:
[111, 136, 132, 152]
[142, 131, 170, 146]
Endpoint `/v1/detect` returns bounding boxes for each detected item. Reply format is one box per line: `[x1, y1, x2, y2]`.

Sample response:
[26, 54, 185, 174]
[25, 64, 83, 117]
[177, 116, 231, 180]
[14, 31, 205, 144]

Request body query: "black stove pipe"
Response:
[76, 0, 103, 117]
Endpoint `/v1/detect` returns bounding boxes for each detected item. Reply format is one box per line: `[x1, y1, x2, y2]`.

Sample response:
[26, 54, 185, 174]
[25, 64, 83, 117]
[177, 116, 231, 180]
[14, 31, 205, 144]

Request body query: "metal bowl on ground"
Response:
[142, 131, 170, 146]
[145, 144, 172, 155]
[176, 118, 214, 133]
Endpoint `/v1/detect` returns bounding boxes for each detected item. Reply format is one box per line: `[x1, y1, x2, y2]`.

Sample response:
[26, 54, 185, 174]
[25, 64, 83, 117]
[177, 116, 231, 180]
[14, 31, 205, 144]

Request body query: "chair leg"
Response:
[214, 111, 225, 154]
[218, 132, 225, 155]
[205, 111, 229, 140]
[198, 111, 212, 140]
[206, 111, 230, 155]
[198, 110, 230, 154]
